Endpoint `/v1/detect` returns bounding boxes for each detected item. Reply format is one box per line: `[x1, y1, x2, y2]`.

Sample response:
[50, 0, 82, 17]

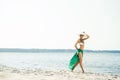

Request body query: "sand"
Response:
[0, 65, 120, 80]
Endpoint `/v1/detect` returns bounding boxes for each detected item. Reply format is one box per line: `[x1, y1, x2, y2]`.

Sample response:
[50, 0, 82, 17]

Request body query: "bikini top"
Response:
[80, 42, 84, 46]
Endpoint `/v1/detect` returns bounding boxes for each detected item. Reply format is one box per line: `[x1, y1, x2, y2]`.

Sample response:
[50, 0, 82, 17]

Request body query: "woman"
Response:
[69, 32, 89, 73]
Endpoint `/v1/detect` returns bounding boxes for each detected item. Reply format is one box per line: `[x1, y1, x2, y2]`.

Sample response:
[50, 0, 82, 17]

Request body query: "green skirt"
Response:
[69, 49, 83, 70]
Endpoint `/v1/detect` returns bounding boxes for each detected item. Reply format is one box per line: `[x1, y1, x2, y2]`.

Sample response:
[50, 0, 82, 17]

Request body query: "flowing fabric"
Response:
[69, 49, 83, 70]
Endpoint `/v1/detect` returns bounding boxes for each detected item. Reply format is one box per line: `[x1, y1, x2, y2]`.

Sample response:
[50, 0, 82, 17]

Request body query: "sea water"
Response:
[0, 51, 120, 75]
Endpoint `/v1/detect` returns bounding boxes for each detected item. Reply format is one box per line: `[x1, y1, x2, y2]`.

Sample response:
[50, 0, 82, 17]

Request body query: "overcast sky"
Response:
[0, 0, 120, 50]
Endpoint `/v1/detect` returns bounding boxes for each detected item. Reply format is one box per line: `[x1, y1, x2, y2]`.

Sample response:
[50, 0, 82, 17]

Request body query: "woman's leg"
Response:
[78, 53, 84, 73]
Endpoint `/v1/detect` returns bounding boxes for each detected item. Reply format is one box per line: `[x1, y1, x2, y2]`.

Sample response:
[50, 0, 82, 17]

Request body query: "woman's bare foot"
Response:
[82, 72, 85, 73]
[82, 70, 85, 73]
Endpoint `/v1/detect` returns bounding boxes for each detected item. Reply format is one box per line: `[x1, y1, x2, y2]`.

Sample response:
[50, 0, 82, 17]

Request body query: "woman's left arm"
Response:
[83, 34, 90, 40]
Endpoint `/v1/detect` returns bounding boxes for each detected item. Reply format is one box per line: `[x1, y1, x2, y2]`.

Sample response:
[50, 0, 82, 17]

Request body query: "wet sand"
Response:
[0, 65, 120, 80]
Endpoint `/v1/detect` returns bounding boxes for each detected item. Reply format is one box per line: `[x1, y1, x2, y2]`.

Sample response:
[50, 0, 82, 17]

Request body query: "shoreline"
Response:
[0, 65, 120, 80]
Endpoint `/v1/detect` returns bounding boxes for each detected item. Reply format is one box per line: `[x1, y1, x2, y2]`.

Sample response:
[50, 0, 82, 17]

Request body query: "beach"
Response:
[0, 65, 120, 80]
[0, 51, 120, 80]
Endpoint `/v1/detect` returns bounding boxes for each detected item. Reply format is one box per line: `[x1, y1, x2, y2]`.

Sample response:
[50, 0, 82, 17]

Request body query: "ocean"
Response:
[0, 49, 120, 75]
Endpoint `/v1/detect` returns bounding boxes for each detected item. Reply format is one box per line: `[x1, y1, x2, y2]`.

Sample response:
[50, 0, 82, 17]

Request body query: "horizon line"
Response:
[0, 48, 120, 53]
[0, 48, 120, 51]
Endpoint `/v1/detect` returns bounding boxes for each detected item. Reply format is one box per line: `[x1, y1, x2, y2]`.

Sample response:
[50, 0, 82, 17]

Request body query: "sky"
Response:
[0, 0, 120, 50]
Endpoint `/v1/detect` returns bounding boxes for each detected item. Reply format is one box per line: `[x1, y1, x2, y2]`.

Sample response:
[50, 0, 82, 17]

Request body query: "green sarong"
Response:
[69, 49, 83, 70]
